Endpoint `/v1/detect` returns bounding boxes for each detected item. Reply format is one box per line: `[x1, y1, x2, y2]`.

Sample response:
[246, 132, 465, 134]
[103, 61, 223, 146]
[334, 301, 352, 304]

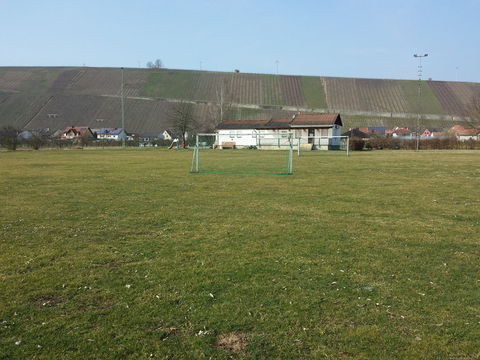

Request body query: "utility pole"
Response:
[414, 53, 428, 151]
[121, 67, 126, 148]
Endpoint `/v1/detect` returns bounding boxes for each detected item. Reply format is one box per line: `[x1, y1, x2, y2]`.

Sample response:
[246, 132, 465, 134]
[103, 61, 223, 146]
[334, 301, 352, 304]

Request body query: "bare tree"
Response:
[147, 59, 164, 69]
[169, 101, 197, 147]
[204, 80, 235, 131]
[0, 126, 19, 150]
[28, 134, 46, 150]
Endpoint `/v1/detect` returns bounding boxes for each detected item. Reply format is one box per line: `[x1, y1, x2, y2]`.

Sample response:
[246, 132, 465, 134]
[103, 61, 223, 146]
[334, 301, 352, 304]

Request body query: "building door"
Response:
[308, 129, 315, 144]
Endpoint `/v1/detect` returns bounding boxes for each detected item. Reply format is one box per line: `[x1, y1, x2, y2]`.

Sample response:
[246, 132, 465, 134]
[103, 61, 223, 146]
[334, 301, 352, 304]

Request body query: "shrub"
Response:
[349, 137, 365, 151]
[0, 126, 19, 150]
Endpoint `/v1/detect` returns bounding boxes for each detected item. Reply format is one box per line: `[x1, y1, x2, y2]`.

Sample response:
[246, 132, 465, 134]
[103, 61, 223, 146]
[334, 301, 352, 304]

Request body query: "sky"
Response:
[1, 0, 479, 82]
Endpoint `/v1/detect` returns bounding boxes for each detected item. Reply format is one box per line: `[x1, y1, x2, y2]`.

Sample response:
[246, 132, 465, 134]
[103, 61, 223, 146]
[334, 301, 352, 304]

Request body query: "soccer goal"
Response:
[190, 133, 294, 175]
[296, 136, 349, 157]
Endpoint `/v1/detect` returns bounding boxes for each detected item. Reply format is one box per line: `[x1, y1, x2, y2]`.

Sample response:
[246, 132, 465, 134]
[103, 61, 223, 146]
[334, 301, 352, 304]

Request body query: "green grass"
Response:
[399, 80, 446, 115]
[142, 70, 200, 99]
[263, 75, 283, 106]
[1, 149, 479, 359]
[301, 76, 327, 109]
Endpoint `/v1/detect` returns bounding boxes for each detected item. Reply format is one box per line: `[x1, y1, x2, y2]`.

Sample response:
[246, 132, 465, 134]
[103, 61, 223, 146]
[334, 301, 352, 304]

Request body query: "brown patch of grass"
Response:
[214, 332, 248, 353]
[32, 295, 64, 307]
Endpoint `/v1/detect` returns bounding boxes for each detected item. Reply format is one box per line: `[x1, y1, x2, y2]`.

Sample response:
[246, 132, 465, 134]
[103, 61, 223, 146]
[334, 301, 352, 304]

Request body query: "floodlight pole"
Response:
[121, 67, 126, 148]
[413, 53, 428, 151]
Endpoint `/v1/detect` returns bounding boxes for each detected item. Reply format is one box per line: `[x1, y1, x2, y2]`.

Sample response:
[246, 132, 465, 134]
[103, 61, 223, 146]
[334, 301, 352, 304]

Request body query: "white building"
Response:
[215, 113, 343, 150]
[94, 128, 128, 141]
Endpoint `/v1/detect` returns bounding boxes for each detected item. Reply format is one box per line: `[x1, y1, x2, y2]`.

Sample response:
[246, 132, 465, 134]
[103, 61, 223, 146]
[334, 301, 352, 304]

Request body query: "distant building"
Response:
[368, 126, 387, 136]
[60, 126, 95, 140]
[448, 125, 480, 141]
[420, 128, 444, 137]
[162, 129, 181, 141]
[342, 128, 371, 138]
[388, 127, 412, 137]
[17, 130, 34, 140]
[18, 128, 54, 140]
[94, 128, 128, 141]
[216, 113, 343, 150]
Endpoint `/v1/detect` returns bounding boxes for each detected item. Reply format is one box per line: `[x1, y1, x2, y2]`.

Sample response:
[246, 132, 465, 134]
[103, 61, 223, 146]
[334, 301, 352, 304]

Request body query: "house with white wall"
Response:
[215, 113, 343, 150]
[93, 128, 128, 141]
[448, 125, 480, 141]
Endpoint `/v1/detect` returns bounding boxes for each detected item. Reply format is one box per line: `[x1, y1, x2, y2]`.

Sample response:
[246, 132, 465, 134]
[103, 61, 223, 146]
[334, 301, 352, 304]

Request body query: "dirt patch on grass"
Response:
[214, 332, 248, 353]
[33, 295, 64, 307]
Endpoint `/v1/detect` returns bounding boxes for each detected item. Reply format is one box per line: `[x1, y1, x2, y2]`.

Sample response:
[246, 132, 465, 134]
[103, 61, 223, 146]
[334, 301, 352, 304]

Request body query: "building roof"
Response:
[62, 126, 93, 136]
[368, 126, 387, 134]
[342, 128, 371, 138]
[393, 127, 411, 133]
[94, 128, 125, 135]
[216, 120, 271, 130]
[457, 129, 479, 136]
[448, 125, 480, 136]
[216, 113, 342, 130]
[262, 118, 292, 129]
[290, 113, 342, 127]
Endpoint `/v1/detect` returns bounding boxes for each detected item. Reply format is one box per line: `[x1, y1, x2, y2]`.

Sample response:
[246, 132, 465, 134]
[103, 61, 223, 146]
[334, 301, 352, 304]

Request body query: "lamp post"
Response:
[413, 53, 428, 151]
[121, 67, 125, 148]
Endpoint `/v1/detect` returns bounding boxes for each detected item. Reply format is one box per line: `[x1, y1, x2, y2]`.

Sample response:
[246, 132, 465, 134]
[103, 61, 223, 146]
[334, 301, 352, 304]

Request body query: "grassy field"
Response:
[301, 77, 328, 109]
[1, 149, 479, 359]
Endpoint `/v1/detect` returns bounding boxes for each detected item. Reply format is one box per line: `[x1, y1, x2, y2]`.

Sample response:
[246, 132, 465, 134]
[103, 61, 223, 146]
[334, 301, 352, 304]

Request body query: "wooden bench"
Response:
[221, 141, 236, 149]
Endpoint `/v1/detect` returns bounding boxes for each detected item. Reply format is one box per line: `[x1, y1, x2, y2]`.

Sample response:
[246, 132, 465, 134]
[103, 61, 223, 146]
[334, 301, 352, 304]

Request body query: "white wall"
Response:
[216, 126, 343, 149]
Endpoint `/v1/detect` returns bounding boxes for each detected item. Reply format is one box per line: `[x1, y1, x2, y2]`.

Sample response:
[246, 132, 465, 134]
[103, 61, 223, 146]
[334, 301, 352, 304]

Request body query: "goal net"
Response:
[190, 133, 293, 175]
[296, 136, 349, 157]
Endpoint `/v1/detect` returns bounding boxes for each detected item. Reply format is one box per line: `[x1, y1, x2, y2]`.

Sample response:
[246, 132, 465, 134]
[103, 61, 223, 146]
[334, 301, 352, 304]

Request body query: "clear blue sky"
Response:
[1, 0, 479, 82]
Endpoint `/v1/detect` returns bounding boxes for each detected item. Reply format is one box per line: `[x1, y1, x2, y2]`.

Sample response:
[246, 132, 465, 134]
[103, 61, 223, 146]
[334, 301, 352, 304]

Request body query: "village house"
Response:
[162, 129, 181, 141]
[448, 125, 480, 141]
[60, 126, 95, 140]
[93, 128, 128, 141]
[389, 127, 412, 137]
[368, 126, 387, 136]
[215, 113, 343, 150]
[342, 128, 371, 138]
[420, 128, 444, 137]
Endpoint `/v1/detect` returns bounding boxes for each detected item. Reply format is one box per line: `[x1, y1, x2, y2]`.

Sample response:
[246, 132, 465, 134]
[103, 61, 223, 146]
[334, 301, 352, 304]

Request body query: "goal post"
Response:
[190, 133, 293, 175]
[296, 136, 349, 157]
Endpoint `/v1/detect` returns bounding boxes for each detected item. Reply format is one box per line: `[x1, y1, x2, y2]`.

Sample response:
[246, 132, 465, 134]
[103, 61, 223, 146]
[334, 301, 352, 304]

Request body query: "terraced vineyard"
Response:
[0, 93, 53, 128]
[0, 66, 479, 133]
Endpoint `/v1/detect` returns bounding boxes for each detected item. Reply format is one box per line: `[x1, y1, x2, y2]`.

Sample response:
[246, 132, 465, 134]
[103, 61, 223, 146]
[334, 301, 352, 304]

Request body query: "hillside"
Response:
[0, 66, 479, 133]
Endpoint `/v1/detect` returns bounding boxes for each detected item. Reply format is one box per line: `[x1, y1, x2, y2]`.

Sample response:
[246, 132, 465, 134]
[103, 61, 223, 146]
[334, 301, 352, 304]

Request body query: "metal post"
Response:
[288, 135, 293, 174]
[121, 67, 125, 148]
[195, 134, 199, 173]
[346, 137, 349, 157]
[414, 53, 428, 151]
